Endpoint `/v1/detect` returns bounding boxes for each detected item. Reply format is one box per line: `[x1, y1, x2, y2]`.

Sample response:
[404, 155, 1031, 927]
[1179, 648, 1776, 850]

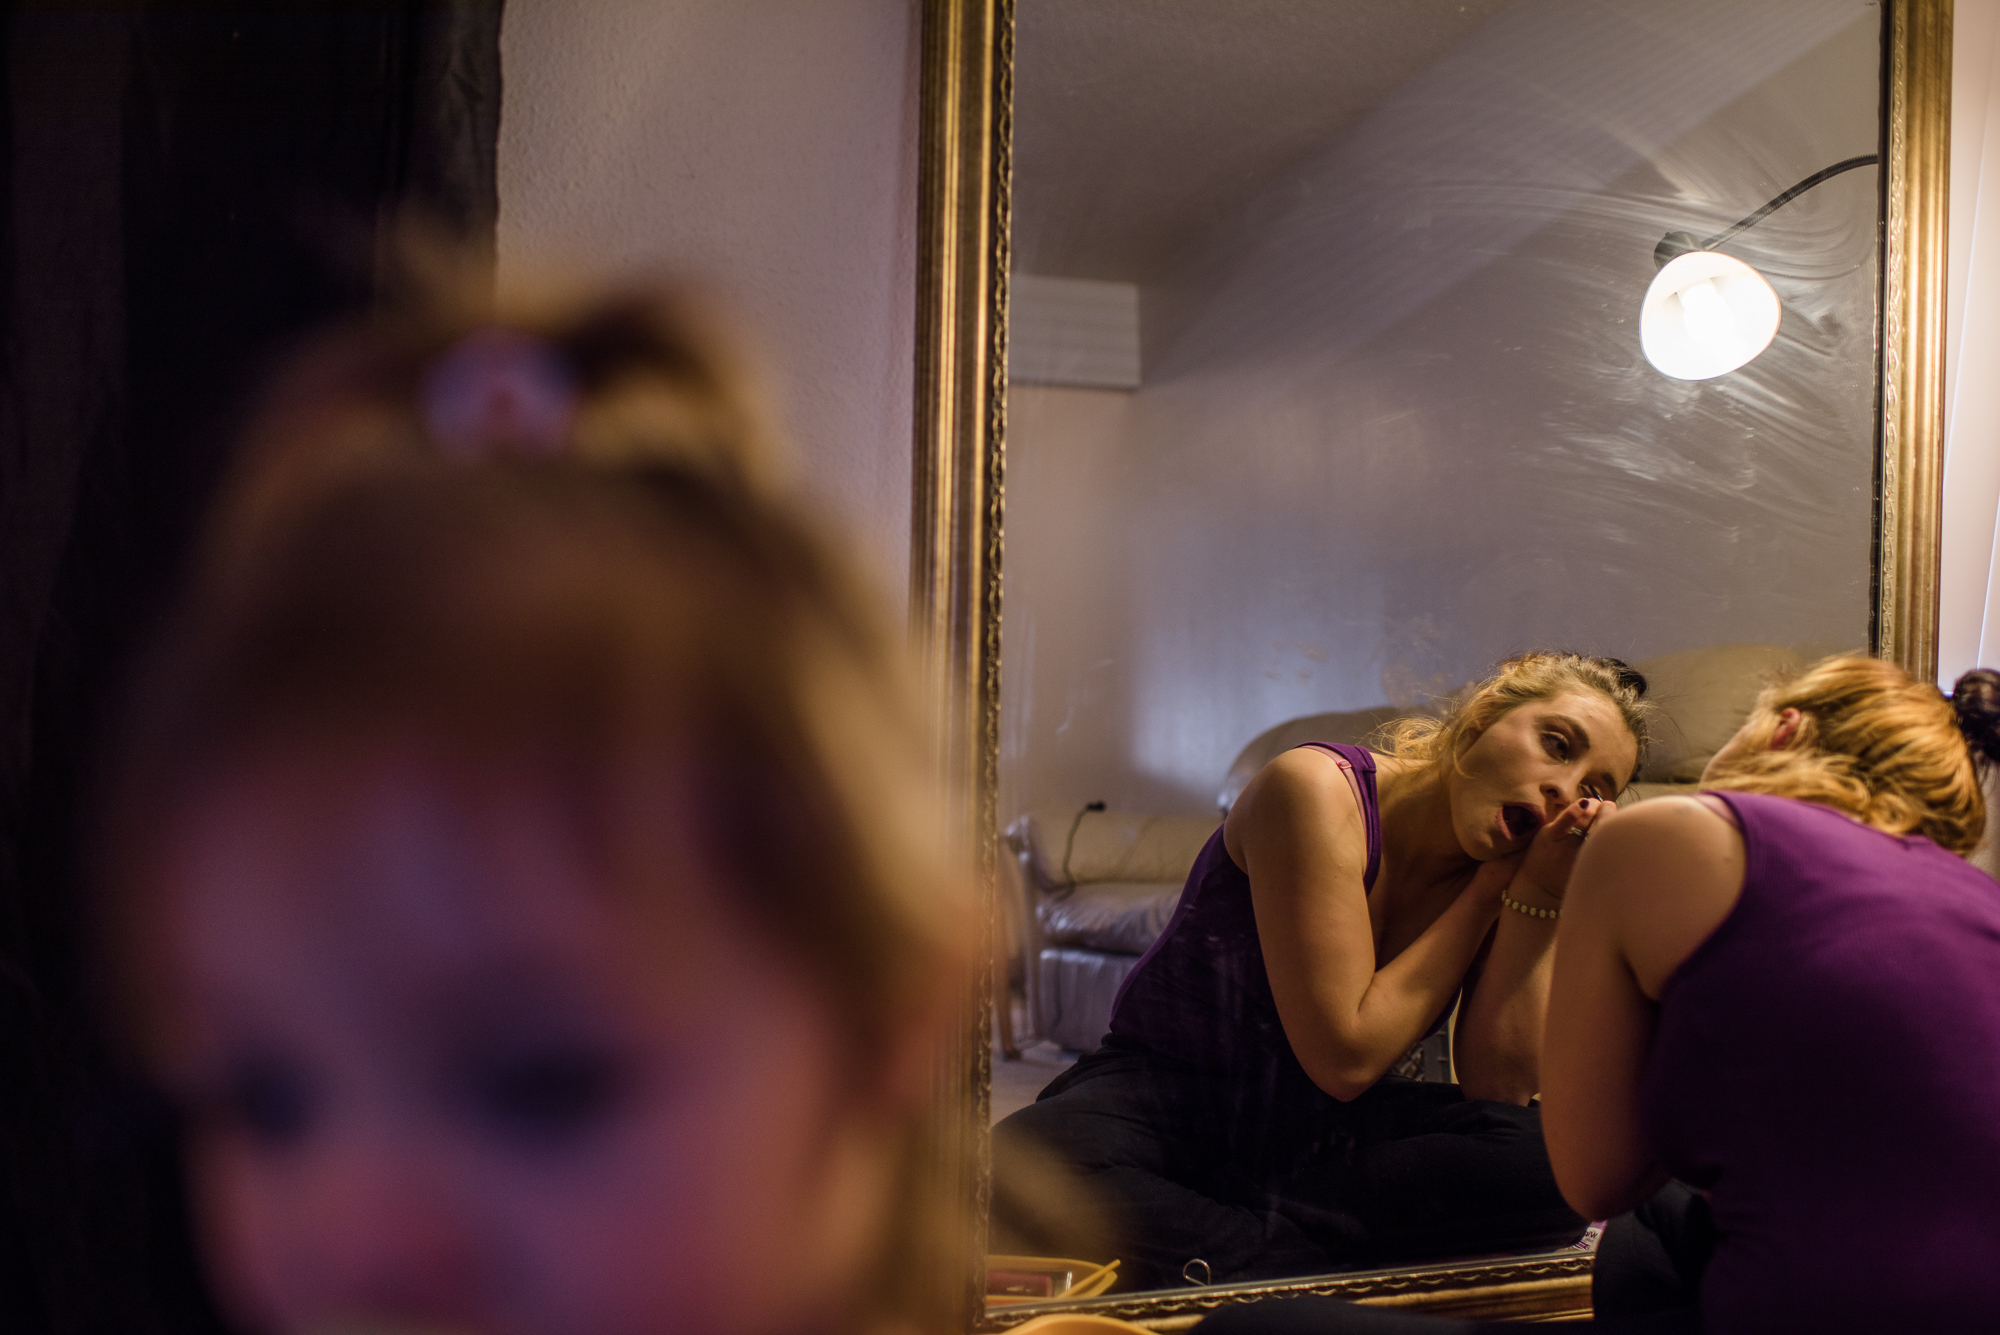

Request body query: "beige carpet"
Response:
[990, 991, 1078, 1124]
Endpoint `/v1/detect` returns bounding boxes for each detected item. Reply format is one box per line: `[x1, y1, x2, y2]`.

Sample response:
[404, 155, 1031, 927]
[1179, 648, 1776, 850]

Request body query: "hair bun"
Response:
[1596, 656, 1648, 698]
[1950, 668, 2000, 763]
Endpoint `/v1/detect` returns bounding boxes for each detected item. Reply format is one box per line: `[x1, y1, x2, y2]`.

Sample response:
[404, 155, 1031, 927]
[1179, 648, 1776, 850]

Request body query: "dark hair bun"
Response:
[1597, 656, 1648, 698]
[1950, 668, 2000, 763]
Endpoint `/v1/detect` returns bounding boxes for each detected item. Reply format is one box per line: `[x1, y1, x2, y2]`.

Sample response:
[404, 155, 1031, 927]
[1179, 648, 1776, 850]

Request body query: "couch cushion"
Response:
[1013, 809, 1218, 889]
[1217, 706, 1417, 813]
[1035, 947, 1140, 1053]
[1037, 880, 1181, 954]
[1632, 644, 1804, 782]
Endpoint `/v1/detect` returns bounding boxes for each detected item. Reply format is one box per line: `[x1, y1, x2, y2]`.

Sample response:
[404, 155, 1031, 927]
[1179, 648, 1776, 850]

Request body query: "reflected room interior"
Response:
[987, 0, 1886, 1309]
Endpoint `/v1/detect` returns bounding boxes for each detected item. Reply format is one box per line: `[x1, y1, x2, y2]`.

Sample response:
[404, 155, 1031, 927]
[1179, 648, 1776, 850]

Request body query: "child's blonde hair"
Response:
[1377, 651, 1654, 787]
[207, 277, 779, 556]
[1702, 654, 1988, 854]
[101, 282, 971, 1332]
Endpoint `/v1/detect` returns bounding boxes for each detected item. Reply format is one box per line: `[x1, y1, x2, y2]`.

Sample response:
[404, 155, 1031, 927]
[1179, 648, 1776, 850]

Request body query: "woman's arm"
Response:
[1453, 798, 1610, 1105]
[1232, 749, 1506, 1101]
[1541, 797, 1745, 1220]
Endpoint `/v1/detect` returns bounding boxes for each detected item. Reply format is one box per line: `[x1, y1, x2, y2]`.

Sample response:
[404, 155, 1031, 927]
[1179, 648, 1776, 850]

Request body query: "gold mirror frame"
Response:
[911, 1, 1950, 1326]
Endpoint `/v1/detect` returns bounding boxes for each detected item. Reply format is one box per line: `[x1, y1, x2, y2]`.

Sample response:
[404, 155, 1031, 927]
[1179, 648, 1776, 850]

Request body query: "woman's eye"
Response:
[460, 1044, 630, 1149]
[1543, 731, 1570, 759]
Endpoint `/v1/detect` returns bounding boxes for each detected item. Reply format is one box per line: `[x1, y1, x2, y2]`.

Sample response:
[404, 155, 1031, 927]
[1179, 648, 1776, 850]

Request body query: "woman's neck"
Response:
[1372, 753, 1477, 890]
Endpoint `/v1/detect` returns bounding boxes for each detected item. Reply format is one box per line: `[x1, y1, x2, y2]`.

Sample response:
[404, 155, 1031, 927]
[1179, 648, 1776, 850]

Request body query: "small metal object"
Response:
[1653, 229, 1699, 269]
[1569, 825, 1588, 838]
[1182, 1258, 1212, 1286]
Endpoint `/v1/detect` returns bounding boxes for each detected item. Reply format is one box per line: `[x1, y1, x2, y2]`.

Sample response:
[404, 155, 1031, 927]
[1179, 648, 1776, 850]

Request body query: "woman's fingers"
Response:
[1545, 798, 1594, 842]
[1564, 797, 1616, 839]
[1519, 798, 1610, 899]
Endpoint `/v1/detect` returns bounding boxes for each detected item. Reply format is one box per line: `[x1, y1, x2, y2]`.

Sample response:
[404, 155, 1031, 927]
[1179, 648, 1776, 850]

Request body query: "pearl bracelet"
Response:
[1501, 891, 1560, 920]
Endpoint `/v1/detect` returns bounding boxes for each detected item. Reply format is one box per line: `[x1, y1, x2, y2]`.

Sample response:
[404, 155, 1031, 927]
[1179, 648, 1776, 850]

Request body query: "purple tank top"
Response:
[1642, 791, 2000, 1333]
[1106, 743, 1381, 1080]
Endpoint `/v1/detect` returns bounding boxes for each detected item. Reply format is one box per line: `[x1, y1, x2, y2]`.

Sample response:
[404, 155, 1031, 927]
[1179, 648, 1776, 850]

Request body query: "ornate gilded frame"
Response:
[1879, 0, 1952, 681]
[911, 0, 1008, 1325]
[910, 1, 1950, 1327]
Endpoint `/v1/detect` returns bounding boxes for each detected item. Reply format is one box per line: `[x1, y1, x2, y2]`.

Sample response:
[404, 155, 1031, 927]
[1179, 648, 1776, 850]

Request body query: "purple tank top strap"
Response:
[1293, 741, 1383, 892]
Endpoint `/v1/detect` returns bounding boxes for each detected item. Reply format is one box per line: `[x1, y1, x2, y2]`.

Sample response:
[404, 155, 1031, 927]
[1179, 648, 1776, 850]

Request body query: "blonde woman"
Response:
[995, 653, 1651, 1289]
[1539, 657, 2000, 1331]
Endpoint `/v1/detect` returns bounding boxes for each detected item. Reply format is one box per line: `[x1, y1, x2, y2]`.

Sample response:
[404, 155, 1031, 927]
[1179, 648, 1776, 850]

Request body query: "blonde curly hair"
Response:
[1701, 654, 1986, 854]
[1376, 651, 1654, 788]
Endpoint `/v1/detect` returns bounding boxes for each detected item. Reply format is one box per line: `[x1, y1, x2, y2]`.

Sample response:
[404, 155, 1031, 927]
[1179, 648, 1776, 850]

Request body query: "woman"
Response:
[994, 653, 1652, 1288]
[1541, 655, 2000, 1331]
[96, 288, 973, 1335]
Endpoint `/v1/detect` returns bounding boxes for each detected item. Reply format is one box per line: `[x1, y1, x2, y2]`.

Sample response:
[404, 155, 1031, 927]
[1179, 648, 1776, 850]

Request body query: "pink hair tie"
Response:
[422, 326, 579, 460]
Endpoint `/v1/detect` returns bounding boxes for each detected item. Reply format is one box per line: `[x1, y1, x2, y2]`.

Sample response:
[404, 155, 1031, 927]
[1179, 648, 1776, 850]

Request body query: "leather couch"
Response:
[1004, 809, 1219, 1054]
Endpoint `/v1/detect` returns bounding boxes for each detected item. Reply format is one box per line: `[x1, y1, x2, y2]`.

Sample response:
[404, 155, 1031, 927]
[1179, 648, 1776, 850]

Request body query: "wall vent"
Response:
[1009, 274, 1141, 389]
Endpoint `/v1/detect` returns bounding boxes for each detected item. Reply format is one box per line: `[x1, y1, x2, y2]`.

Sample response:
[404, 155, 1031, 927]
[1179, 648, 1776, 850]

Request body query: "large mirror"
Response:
[912, 0, 1947, 1325]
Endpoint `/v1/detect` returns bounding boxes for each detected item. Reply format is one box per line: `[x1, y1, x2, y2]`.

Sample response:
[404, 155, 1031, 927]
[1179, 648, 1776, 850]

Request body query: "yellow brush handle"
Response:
[985, 1254, 1126, 1306]
[1053, 1258, 1120, 1300]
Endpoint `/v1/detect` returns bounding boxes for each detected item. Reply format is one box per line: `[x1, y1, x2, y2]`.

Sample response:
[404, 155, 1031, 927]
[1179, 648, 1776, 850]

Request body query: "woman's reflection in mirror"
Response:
[992, 654, 1652, 1288]
[1197, 656, 2000, 1332]
[93, 283, 973, 1335]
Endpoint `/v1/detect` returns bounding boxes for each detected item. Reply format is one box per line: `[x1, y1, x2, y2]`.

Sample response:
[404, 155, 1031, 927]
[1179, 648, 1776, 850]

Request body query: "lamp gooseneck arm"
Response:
[1700, 154, 1881, 251]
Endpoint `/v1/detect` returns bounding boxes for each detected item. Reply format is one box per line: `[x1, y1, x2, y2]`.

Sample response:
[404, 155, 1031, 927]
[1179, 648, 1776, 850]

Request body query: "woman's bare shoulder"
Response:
[1573, 796, 1747, 999]
[1240, 745, 1363, 811]
[1226, 746, 1366, 863]
[1596, 793, 1739, 840]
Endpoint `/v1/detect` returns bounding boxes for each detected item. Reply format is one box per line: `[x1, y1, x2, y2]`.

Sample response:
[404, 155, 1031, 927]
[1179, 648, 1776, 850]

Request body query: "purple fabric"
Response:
[1106, 743, 1380, 1075]
[1641, 791, 2000, 1333]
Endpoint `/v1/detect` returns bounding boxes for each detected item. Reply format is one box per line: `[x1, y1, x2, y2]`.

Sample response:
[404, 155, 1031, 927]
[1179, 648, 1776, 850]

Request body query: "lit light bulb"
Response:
[1677, 278, 1743, 354]
[1641, 252, 1781, 380]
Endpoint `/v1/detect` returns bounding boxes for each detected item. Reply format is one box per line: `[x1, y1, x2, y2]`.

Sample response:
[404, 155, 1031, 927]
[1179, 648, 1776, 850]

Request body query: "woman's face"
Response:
[1448, 690, 1639, 859]
[143, 747, 912, 1335]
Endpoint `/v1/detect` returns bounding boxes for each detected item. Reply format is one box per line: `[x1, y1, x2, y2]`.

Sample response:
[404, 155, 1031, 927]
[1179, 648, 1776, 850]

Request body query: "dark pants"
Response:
[1594, 1181, 1714, 1320]
[991, 1040, 1587, 1292]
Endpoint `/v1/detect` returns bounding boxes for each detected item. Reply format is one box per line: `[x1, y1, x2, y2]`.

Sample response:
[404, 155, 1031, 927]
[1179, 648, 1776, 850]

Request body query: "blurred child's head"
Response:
[208, 277, 787, 587]
[101, 288, 970, 1335]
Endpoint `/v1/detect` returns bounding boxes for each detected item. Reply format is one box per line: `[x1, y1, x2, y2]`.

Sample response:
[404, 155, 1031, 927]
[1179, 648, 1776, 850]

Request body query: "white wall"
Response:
[1941, 0, 2000, 687]
[495, 0, 920, 594]
[1004, 7, 1881, 819]
[489, 1, 2000, 815]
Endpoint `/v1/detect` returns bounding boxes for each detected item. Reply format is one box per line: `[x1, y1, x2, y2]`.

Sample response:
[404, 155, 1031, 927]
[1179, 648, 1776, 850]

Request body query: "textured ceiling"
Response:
[1012, 0, 1516, 283]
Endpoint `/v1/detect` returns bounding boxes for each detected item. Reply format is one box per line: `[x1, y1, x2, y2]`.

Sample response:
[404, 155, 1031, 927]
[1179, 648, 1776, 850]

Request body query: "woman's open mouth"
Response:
[1500, 804, 1542, 843]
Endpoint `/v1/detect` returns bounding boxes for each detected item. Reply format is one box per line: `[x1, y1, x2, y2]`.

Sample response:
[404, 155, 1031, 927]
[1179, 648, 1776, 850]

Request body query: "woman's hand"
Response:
[1513, 797, 1615, 905]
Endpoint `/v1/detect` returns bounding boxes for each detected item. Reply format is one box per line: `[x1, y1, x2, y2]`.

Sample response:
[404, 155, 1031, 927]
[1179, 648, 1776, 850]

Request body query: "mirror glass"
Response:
[990, 0, 1883, 1303]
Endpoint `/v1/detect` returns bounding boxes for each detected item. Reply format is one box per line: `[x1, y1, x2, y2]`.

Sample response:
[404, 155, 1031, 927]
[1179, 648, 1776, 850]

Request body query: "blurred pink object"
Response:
[422, 326, 578, 458]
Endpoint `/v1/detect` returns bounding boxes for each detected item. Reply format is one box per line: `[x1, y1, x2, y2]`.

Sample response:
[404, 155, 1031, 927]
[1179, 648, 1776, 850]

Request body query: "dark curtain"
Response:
[0, 5, 503, 1331]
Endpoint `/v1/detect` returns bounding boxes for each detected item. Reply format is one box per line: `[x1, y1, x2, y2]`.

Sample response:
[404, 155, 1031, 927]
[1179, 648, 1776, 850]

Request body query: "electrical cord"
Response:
[1656, 154, 1880, 268]
[1701, 154, 1879, 251]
